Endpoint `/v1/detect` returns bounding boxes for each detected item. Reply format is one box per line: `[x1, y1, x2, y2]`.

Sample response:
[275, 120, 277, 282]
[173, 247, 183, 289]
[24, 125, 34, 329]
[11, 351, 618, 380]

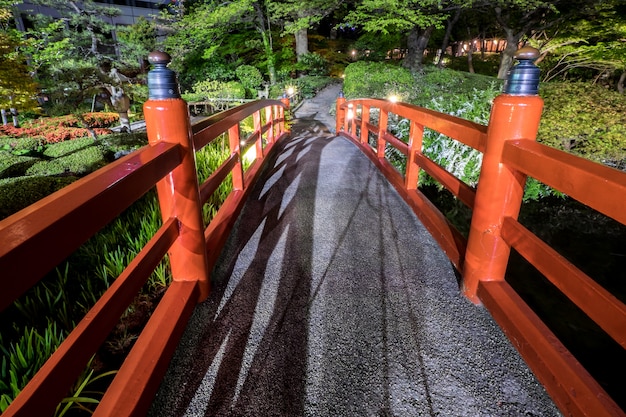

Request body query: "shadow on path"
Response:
[149, 115, 560, 417]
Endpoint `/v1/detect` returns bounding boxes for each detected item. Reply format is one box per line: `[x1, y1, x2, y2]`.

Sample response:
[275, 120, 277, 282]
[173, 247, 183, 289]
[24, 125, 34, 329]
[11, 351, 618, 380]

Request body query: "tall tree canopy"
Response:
[268, 0, 340, 60]
[344, 0, 450, 71]
[0, 1, 38, 114]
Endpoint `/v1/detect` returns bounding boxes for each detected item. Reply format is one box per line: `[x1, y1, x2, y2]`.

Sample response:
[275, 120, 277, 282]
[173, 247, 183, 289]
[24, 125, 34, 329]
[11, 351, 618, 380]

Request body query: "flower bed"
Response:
[0, 112, 118, 143]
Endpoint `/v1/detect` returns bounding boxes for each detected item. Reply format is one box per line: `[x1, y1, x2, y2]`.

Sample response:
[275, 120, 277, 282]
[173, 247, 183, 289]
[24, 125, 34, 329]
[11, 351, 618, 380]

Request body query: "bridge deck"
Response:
[148, 89, 559, 416]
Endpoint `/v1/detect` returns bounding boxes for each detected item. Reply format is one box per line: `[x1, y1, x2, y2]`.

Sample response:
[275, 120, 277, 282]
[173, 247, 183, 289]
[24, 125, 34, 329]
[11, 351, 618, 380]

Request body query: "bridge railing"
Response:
[336, 48, 625, 417]
[0, 52, 289, 417]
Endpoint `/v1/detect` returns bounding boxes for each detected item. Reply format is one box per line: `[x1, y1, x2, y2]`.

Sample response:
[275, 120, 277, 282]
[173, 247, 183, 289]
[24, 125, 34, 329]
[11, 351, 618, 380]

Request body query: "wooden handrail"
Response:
[336, 90, 626, 416]
[0, 57, 289, 415]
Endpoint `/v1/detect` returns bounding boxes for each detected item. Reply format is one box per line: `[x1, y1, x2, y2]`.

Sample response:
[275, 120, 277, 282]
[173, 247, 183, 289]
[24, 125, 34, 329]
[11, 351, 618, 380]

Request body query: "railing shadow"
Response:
[151, 118, 334, 416]
[150, 116, 558, 417]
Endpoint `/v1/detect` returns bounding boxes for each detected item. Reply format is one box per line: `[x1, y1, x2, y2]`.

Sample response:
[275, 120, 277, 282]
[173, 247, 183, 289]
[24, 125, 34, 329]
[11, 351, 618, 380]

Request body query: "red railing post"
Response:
[360, 105, 370, 144]
[265, 105, 274, 145]
[143, 51, 210, 302]
[376, 108, 388, 158]
[405, 120, 424, 190]
[280, 94, 290, 133]
[253, 110, 263, 159]
[463, 47, 544, 303]
[336, 91, 346, 133]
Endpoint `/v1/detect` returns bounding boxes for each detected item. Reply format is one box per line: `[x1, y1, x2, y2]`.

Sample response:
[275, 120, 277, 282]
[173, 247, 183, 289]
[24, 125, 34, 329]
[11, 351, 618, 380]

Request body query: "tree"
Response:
[0, 3, 38, 125]
[528, 1, 626, 91]
[268, 0, 340, 61]
[19, 0, 137, 128]
[164, 0, 278, 85]
[344, 0, 451, 71]
[117, 16, 158, 73]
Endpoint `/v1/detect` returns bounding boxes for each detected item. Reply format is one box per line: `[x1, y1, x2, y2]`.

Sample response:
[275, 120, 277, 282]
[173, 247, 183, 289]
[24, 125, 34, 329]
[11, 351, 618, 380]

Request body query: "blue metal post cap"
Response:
[503, 46, 541, 96]
[147, 51, 181, 99]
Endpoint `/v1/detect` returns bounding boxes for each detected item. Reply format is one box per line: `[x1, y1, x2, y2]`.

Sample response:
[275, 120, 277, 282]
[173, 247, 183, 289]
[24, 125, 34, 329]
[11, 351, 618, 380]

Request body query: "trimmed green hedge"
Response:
[0, 176, 77, 219]
[538, 82, 626, 166]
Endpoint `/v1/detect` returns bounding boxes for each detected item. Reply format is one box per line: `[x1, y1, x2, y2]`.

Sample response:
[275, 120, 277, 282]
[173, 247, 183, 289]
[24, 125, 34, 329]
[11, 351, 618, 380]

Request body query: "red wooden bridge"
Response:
[1, 49, 625, 416]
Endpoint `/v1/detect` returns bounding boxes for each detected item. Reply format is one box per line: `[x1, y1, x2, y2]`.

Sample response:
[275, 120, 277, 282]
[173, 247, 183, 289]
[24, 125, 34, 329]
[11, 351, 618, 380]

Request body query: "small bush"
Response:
[538, 82, 626, 164]
[26, 146, 107, 176]
[296, 52, 330, 76]
[0, 154, 38, 179]
[343, 61, 416, 100]
[0, 113, 116, 144]
[0, 176, 77, 220]
[191, 80, 246, 100]
[235, 65, 264, 97]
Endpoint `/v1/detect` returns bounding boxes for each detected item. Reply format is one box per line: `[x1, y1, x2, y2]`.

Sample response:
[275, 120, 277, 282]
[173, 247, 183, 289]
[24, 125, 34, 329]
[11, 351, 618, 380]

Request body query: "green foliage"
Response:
[0, 31, 39, 112]
[0, 175, 77, 219]
[538, 81, 626, 165]
[343, 61, 416, 100]
[26, 145, 107, 176]
[344, 61, 586, 201]
[296, 52, 330, 76]
[273, 76, 338, 100]
[116, 16, 157, 71]
[0, 120, 234, 411]
[235, 65, 264, 97]
[0, 322, 66, 412]
[55, 360, 117, 417]
[344, 0, 447, 35]
[191, 80, 246, 100]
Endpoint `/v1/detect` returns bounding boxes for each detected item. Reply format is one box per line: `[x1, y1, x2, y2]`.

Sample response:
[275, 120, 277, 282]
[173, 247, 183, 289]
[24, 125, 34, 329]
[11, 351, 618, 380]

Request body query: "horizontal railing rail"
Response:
[336, 89, 626, 416]
[0, 52, 289, 416]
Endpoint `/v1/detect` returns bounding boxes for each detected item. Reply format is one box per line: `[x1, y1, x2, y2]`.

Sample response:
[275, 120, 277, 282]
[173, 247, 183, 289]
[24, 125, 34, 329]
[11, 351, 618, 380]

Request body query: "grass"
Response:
[0, 116, 233, 414]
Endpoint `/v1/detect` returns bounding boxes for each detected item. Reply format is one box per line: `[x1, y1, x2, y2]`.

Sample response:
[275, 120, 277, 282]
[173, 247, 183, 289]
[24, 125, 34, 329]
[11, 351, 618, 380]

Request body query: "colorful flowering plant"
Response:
[0, 113, 117, 144]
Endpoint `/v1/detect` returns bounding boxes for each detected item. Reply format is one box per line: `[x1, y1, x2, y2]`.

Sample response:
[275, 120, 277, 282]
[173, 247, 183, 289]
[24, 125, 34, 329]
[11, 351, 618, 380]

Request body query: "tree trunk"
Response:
[618, 71, 626, 94]
[497, 29, 521, 79]
[295, 27, 308, 60]
[403, 27, 419, 71]
[10, 108, 19, 128]
[253, 1, 276, 85]
[467, 27, 475, 73]
[467, 44, 475, 73]
[260, 30, 277, 84]
[1, 109, 7, 126]
[404, 25, 434, 72]
[437, 9, 461, 68]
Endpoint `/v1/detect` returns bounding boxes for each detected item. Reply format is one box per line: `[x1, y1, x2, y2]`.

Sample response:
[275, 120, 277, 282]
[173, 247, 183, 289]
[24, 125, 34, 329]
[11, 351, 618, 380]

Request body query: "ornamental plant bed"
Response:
[0, 112, 118, 144]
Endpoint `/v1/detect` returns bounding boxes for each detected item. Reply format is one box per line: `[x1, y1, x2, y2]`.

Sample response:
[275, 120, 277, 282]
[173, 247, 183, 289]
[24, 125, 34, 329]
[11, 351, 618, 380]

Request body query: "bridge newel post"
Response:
[462, 46, 544, 304]
[336, 91, 346, 133]
[143, 51, 210, 302]
[280, 93, 290, 132]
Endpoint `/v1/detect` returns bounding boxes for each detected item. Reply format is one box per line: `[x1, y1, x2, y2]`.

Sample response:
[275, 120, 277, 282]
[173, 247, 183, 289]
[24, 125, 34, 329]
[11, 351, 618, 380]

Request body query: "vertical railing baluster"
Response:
[143, 51, 210, 301]
[228, 124, 244, 191]
[280, 94, 290, 133]
[265, 105, 274, 145]
[463, 47, 544, 303]
[405, 120, 423, 190]
[336, 92, 346, 133]
[253, 110, 263, 160]
[376, 108, 388, 159]
[360, 105, 370, 145]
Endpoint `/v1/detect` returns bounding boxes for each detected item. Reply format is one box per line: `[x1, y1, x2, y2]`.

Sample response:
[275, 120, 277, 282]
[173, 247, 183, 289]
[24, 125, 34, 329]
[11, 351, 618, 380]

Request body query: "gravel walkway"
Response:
[148, 85, 560, 417]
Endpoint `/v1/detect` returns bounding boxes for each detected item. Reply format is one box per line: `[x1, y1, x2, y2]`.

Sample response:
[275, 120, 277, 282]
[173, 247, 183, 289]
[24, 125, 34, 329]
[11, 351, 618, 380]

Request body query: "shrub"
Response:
[191, 80, 246, 100]
[296, 52, 330, 76]
[235, 65, 264, 97]
[538, 82, 626, 165]
[0, 114, 116, 144]
[26, 146, 107, 176]
[0, 176, 77, 220]
[0, 154, 38, 179]
[343, 61, 416, 100]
